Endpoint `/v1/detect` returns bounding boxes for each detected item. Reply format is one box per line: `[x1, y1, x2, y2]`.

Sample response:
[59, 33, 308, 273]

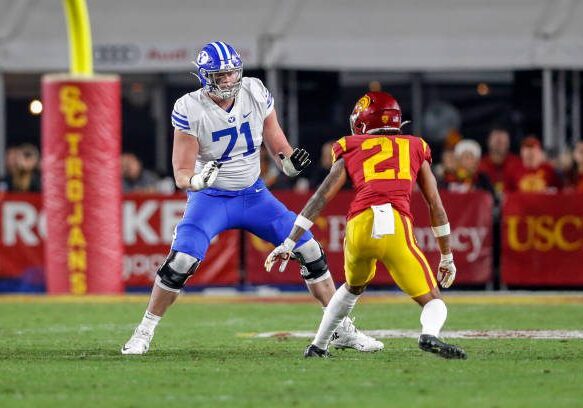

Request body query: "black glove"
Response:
[279, 148, 311, 176]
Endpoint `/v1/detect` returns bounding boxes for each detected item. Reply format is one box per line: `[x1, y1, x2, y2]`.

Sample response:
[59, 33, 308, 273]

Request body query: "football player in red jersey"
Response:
[265, 91, 467, 359]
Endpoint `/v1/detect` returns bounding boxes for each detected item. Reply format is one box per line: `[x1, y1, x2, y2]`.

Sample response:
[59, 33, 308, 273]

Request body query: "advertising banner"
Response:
[245, 191, 494, 286]
[502, 193, 583, 286]
[0, 194, 239, 290]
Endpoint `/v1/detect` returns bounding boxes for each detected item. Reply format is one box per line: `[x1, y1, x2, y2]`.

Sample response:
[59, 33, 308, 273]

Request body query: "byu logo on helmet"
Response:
[194, 41, 243, 100]
[197, 50, 210, 65]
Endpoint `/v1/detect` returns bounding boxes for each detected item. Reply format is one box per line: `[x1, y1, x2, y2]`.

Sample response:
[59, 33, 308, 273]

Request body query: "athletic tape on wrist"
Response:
[431, 223, 450, 237]
[283, 238, 296, 251]
[441, 252, 453, 262]
[294, 215, 314, 231]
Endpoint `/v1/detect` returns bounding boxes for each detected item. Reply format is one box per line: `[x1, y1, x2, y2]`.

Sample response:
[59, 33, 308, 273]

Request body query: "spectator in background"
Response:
[259, 146, 289, 190]
[505, 136, 562, 193]
[1, 144, 42, 192]
[0, 145, 21, 191]
[439, 139, 495, 197]
[565, 140, 583, 193]
[549, 147, 574, 180]
[309, 141, 334, 189]
[308, 141, 351, 190]
[433, 148, 456, 185]
[121, 152, 160, 193]
[479, 127, 521, 195]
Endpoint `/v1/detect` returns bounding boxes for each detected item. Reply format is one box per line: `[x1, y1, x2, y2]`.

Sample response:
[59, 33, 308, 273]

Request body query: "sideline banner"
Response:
[245, 191, 494, 286]
[0, 194, 239, 289]
[502, 193, 583, 286]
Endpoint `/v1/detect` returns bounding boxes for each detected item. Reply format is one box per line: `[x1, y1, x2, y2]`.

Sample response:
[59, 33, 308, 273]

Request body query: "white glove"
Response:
[264, 238, 296, 273]
[278, 148, 311, 177]
[190, 161, 221, 191]
[437, 252, 456, 288]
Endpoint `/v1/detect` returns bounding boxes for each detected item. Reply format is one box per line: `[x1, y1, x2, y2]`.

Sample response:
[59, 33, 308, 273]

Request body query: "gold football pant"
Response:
[344, 208, 436, 297]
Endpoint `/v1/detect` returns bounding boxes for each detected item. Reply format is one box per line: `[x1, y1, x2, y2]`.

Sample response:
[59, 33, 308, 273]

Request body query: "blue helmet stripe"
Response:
[216, 41, 229, 61]
[218, 41, 231, 59]
[210, 42, 226, 61]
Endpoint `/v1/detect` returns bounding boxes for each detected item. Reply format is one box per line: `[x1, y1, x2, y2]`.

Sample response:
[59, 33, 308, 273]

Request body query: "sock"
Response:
[312, 285, 360, 349]
[420, 299, 447, 337]
[139, 311, 161, 333]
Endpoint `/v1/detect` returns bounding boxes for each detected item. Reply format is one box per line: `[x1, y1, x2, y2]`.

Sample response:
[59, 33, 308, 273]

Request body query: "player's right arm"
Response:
[172, 129, 220, 191]
[264, 159, 347, 272]
[416, 160, 456, 288]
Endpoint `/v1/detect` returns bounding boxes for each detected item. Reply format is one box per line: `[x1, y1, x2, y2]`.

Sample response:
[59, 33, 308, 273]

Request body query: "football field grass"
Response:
[1, 293, 583, 407]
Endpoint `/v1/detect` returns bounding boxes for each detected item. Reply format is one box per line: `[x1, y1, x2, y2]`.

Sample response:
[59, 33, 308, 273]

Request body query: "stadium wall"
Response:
[1, 191, 583, 292]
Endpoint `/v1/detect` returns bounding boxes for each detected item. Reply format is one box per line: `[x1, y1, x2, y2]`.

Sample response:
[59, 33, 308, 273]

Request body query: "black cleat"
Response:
[418, 334, 467, 360]
[304, 344, 331, 358]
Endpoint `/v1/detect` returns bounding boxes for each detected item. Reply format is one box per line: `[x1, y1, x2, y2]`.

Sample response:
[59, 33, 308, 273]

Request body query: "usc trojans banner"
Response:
[0, 194, 239, 290]
[502, 193, 583, 286]
[246, 191, 493, 286]
[42, 75, 123, 294]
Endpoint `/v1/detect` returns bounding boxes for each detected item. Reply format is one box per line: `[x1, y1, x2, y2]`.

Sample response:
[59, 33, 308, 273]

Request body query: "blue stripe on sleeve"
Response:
[172, 114, 189, 126]
[172, 120, 190, 130]
[172, 110, 187, 119]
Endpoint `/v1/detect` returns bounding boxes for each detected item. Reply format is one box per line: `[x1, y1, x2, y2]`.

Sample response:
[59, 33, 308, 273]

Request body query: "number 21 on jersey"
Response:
[361, 137, 411, 182]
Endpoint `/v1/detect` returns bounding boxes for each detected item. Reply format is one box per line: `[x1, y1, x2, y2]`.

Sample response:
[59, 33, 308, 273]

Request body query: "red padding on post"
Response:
[41, 75, 123, 294]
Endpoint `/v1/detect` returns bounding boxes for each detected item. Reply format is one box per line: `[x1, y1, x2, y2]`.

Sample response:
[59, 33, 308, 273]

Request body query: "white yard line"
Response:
[0, 323, 135, 336]
[242, 329, 583, 339]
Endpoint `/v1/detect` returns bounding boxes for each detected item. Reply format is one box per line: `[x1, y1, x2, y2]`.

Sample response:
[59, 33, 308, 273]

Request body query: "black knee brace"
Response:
[296, 245, 329, 282]
[156, 250, 200, 291]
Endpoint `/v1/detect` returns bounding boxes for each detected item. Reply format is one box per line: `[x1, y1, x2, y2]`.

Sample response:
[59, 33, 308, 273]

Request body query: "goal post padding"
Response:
[41, 74, 123, 294]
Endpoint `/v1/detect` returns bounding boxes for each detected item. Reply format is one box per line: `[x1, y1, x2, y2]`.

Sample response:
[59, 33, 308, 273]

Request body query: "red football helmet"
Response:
[349, 91, 404, 135]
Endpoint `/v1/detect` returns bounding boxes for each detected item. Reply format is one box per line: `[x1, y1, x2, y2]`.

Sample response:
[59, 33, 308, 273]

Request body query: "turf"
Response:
[1, 297, 582, 407]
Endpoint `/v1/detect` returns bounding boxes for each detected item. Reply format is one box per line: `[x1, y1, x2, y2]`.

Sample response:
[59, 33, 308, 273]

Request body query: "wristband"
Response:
[294, 215, 314, 231]
[431, 223, 450, 237]
[283, 238, 296, 251]
[189, 174, 204, 191]
[441, 252, 453, 262]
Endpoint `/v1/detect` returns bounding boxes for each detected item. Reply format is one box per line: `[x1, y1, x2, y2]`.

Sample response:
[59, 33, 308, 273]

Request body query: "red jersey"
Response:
[478, 154, 521, 193]
[332, 134, 431, 220]
[505, 162, 562, 193]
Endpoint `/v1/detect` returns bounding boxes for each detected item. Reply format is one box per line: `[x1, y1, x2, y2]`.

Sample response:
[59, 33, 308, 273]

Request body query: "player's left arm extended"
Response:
[262, 110, 311, 177]
[264, 159, 347, 272]
[417, 160, 456, 288]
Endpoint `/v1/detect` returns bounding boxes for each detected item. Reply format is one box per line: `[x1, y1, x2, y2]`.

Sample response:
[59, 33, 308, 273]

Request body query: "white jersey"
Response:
[171, 77, 274, 190]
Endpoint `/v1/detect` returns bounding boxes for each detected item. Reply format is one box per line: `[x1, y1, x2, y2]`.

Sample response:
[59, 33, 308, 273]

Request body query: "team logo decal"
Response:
[355, 95, 371, 113]
[382, 114, 389, 124]
[197, 50, 210, 65]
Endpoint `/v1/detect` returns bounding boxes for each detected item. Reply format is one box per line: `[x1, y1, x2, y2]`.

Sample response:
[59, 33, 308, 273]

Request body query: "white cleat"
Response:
[121, 326, 153, 355]
[330, 317, 384, 352]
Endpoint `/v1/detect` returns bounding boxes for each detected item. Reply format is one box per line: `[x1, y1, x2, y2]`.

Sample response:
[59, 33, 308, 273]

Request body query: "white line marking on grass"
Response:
[0, 323, 135, 336]
[241, 329, 583, 339]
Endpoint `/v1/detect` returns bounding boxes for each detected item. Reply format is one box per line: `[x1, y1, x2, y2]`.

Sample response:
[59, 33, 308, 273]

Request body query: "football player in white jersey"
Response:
[122, 41, 383, 355]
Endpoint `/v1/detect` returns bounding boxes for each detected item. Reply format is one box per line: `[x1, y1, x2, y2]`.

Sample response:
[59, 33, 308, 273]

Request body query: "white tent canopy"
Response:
[1, 0, 583, 72]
